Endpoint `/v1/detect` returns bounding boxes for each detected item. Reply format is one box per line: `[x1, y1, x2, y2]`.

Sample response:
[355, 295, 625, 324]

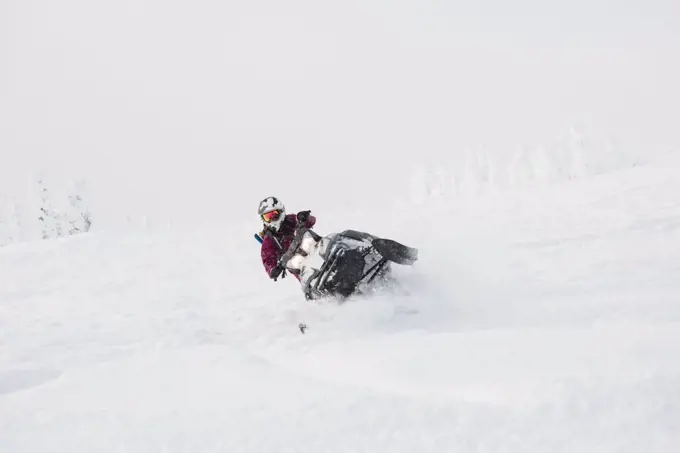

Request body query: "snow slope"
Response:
[3, 0, 680, 450]
[2, 151, 680, 452]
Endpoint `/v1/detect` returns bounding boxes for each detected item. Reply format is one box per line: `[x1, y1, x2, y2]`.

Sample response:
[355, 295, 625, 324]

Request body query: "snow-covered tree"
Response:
[33, 177, 93, 240]
[66, 179, 92, 235]
[36, 178, 64, 239]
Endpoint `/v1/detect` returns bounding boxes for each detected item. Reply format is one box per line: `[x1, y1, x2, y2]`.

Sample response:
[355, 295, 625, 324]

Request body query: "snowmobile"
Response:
[268, 226, 418, 301]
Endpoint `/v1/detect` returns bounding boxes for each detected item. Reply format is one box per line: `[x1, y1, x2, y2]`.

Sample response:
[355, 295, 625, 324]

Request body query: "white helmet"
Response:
[258, 196, 286, 231]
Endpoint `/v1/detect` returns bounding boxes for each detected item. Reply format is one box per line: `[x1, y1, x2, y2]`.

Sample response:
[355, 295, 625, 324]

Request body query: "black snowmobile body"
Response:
[279, 227, 418, 301]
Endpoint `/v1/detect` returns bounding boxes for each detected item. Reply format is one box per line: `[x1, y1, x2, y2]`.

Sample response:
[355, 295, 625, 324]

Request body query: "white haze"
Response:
[2, 0, 679, 229]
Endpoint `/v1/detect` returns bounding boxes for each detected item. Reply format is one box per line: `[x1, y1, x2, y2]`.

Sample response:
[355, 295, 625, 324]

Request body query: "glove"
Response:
[296, 210, 311, 224]
[270, 263, 287, 281]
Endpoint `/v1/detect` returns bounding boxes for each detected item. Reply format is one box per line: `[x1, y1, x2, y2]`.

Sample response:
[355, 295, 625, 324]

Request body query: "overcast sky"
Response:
[2, 0, 679, 226]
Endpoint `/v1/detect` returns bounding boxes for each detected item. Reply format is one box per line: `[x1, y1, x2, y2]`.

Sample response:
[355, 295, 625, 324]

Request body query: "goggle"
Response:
[261, 209, 282, 223]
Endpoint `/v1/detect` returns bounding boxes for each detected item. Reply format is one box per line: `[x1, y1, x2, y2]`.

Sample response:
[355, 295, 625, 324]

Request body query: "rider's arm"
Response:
[261, 237, 281, 277]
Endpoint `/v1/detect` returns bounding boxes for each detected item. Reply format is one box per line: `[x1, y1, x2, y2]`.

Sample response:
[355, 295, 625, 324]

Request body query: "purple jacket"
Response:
[261, 213, 317, 278]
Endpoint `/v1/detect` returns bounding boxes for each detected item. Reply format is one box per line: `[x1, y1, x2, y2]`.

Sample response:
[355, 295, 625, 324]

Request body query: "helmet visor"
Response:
[262, 209, 282, 223]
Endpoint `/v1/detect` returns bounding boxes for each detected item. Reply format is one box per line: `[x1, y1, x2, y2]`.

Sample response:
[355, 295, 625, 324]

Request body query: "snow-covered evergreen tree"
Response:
[36, 178, 63, 240]
[66, 179, 92, 234]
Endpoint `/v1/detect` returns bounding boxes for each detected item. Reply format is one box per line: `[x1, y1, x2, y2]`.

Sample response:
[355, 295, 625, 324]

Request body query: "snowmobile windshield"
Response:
[285, 232, 320, 271]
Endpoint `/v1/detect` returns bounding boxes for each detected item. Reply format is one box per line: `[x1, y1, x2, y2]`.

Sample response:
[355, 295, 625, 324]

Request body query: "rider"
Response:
[258, 196, 316, 281]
